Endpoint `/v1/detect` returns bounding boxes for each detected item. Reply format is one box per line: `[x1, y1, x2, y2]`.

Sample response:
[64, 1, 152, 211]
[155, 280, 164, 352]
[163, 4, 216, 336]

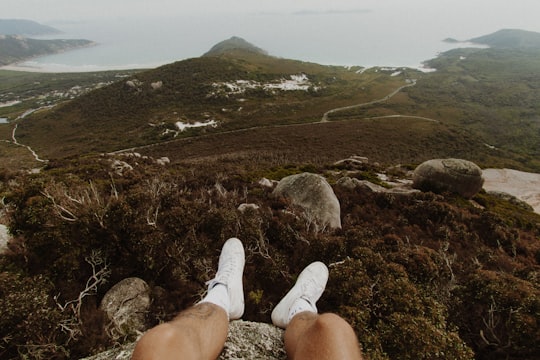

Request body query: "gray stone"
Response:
[238, 203, 260, 212]
[273, 173, 341, 231]
[100, 277, 151, 340]
[412, 159, 484, 198]
[80, 320, 285, 360]
[337, 177, 419, 196]
[0, 224, 10, 254]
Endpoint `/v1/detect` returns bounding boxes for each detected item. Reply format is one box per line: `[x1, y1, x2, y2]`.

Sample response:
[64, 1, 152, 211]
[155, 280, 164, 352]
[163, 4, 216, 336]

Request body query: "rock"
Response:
[156, 157, 170, 166]
[150, 81, 163, 90]
[220, 320, 286, 359]
[238, 203, 260, 212]
[0, 224, 10, 254]
[80, 320, 285, 360]
[273, 173, 341, 231]
[100, 278, 151, 340]
[333, 155, 369, 168]
[259, 177, 276, 188]
[483, 168, 540, 214]
[412, 159, 484, 199]
[110, 159, 133, 176]
[337, 177, 419, 195]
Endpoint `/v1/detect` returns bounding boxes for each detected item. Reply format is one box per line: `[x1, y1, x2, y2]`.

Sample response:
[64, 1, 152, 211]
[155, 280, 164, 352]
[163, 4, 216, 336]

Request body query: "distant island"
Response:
[444, 29, 540, 50]
[0, 19, 61, 36]
[0, 19, 95, 67]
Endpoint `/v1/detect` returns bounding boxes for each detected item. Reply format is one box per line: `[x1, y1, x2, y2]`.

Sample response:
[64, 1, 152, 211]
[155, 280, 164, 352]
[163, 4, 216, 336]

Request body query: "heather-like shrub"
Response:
[0, 157, 538, 359]
[325, 249, 473, 359]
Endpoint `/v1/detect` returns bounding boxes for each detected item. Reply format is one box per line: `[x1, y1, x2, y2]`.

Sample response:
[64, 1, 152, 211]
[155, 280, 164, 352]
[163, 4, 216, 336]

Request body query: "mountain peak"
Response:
[203, 36, 268, 57]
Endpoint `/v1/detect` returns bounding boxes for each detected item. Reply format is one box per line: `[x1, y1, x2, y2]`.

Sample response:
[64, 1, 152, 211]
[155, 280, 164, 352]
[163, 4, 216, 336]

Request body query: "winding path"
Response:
[321, 80, 417, 122]
[110, 79, 437, 155]
[11, 124, 48, 163]
[6, 108, 50, 164]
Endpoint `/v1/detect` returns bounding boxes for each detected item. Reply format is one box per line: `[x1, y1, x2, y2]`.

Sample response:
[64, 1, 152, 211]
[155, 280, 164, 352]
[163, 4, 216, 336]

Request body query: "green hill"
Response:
[469, 28, 540, 49]
[203, 36, 268, 57]
[14, 50, 411, 160]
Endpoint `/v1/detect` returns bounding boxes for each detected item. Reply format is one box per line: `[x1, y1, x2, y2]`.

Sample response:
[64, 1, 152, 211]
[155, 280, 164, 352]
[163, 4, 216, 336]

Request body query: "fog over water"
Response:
[4, 1, 540, 72]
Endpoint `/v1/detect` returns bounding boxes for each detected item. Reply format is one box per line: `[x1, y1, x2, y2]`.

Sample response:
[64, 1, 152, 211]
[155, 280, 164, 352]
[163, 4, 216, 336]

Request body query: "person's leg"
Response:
[271, 261, 363, 360]
[132, 238, 245, 360]
[131, 303, 228, 360]
[284, 312, 363, 360]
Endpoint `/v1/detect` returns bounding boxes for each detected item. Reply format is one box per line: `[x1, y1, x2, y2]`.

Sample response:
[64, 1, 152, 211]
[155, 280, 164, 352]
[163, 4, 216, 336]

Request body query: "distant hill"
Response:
[469, 29, 540, 49]
[0, 35, 94, 66]
[203, 36, 269, 57]
[0, 19, 60, 36]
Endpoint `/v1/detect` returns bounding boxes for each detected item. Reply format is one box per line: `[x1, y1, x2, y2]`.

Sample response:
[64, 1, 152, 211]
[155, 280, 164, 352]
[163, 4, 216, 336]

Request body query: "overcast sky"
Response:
[3, 0, 540, 34]
[3, 0, 540, 69]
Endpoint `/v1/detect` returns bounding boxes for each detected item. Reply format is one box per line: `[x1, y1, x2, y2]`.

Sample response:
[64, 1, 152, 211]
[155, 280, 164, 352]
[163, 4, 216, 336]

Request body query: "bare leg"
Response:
[131, 303, 228, 360]
[284, 311, 363, 360]
[132, 238, 245, 360]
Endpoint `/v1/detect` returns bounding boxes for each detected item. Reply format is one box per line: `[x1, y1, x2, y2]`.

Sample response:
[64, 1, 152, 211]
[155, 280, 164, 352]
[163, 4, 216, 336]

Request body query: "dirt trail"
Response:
[9, 109, 49, 164]
[321, 80, 417, 122]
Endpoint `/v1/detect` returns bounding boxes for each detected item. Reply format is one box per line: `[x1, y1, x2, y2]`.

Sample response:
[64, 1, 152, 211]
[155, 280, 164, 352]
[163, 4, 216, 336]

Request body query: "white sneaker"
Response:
[271, 261, 329, 328]
[206, 238, 245, 319]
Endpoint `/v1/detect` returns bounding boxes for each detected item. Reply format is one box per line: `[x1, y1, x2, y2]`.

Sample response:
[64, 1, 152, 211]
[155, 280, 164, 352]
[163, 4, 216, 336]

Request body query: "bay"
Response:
[12, 12, 484, 72]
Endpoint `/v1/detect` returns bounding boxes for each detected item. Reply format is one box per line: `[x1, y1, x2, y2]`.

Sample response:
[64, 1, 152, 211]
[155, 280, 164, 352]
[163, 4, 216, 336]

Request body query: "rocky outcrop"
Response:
[100, 278, 151, 340]
[273, 173, 341, 231]
[80, 320, 285, 360]
[337, 177, 419, 195]
[483, 168, 540, 213]
[412, 159, 484, 199]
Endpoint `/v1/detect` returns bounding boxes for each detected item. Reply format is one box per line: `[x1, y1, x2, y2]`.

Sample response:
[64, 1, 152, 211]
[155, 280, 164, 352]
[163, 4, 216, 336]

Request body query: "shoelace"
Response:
[300, 275, 323, 305]
[206, 256, 239, 289]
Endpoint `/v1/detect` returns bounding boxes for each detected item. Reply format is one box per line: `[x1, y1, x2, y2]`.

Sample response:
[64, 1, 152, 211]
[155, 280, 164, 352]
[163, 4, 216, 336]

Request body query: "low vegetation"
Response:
[0, 155, 538, 359]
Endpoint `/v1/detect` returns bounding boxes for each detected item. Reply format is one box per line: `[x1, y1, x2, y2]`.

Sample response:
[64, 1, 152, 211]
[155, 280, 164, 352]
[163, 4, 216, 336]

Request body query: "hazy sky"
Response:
[3, 0, 540, 34]
[3, 0, 540, 69]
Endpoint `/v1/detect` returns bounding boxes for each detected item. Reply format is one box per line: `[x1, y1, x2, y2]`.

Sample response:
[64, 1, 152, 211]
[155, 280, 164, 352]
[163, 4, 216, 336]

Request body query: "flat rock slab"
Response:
[483, 168, 540, 214]
[80, 320, 286, 360]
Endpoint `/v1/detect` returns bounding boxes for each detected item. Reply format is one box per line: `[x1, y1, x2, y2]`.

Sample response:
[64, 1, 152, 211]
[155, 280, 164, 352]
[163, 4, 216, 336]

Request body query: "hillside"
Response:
[1, 32, 538, 173]
[11, 50, 412, 160]
[0, 34, 540, 359]
[203, 36, 268, 56]
[0, 35, 94, 66]
[0, 19, 60, 36]
[469, 28, 540, 49]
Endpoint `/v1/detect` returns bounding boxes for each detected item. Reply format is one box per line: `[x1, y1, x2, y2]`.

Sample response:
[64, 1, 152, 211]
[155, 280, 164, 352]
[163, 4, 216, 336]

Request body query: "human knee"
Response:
[315, 313, 359, 339]
[316, 313, 351, 330]
[137, 323, 179, 349]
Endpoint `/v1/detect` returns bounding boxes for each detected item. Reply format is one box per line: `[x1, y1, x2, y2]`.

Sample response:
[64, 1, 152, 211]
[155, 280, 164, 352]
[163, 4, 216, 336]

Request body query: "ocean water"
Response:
[13, 12, 485, 72]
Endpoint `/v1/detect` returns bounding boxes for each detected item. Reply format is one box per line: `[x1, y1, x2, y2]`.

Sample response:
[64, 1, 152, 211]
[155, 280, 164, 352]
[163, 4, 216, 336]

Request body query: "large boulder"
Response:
[100, 277, 151, 340]
[412, 159, 484, 198]
[80, 320, 285, 360]
[272, 173, 341, 231]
